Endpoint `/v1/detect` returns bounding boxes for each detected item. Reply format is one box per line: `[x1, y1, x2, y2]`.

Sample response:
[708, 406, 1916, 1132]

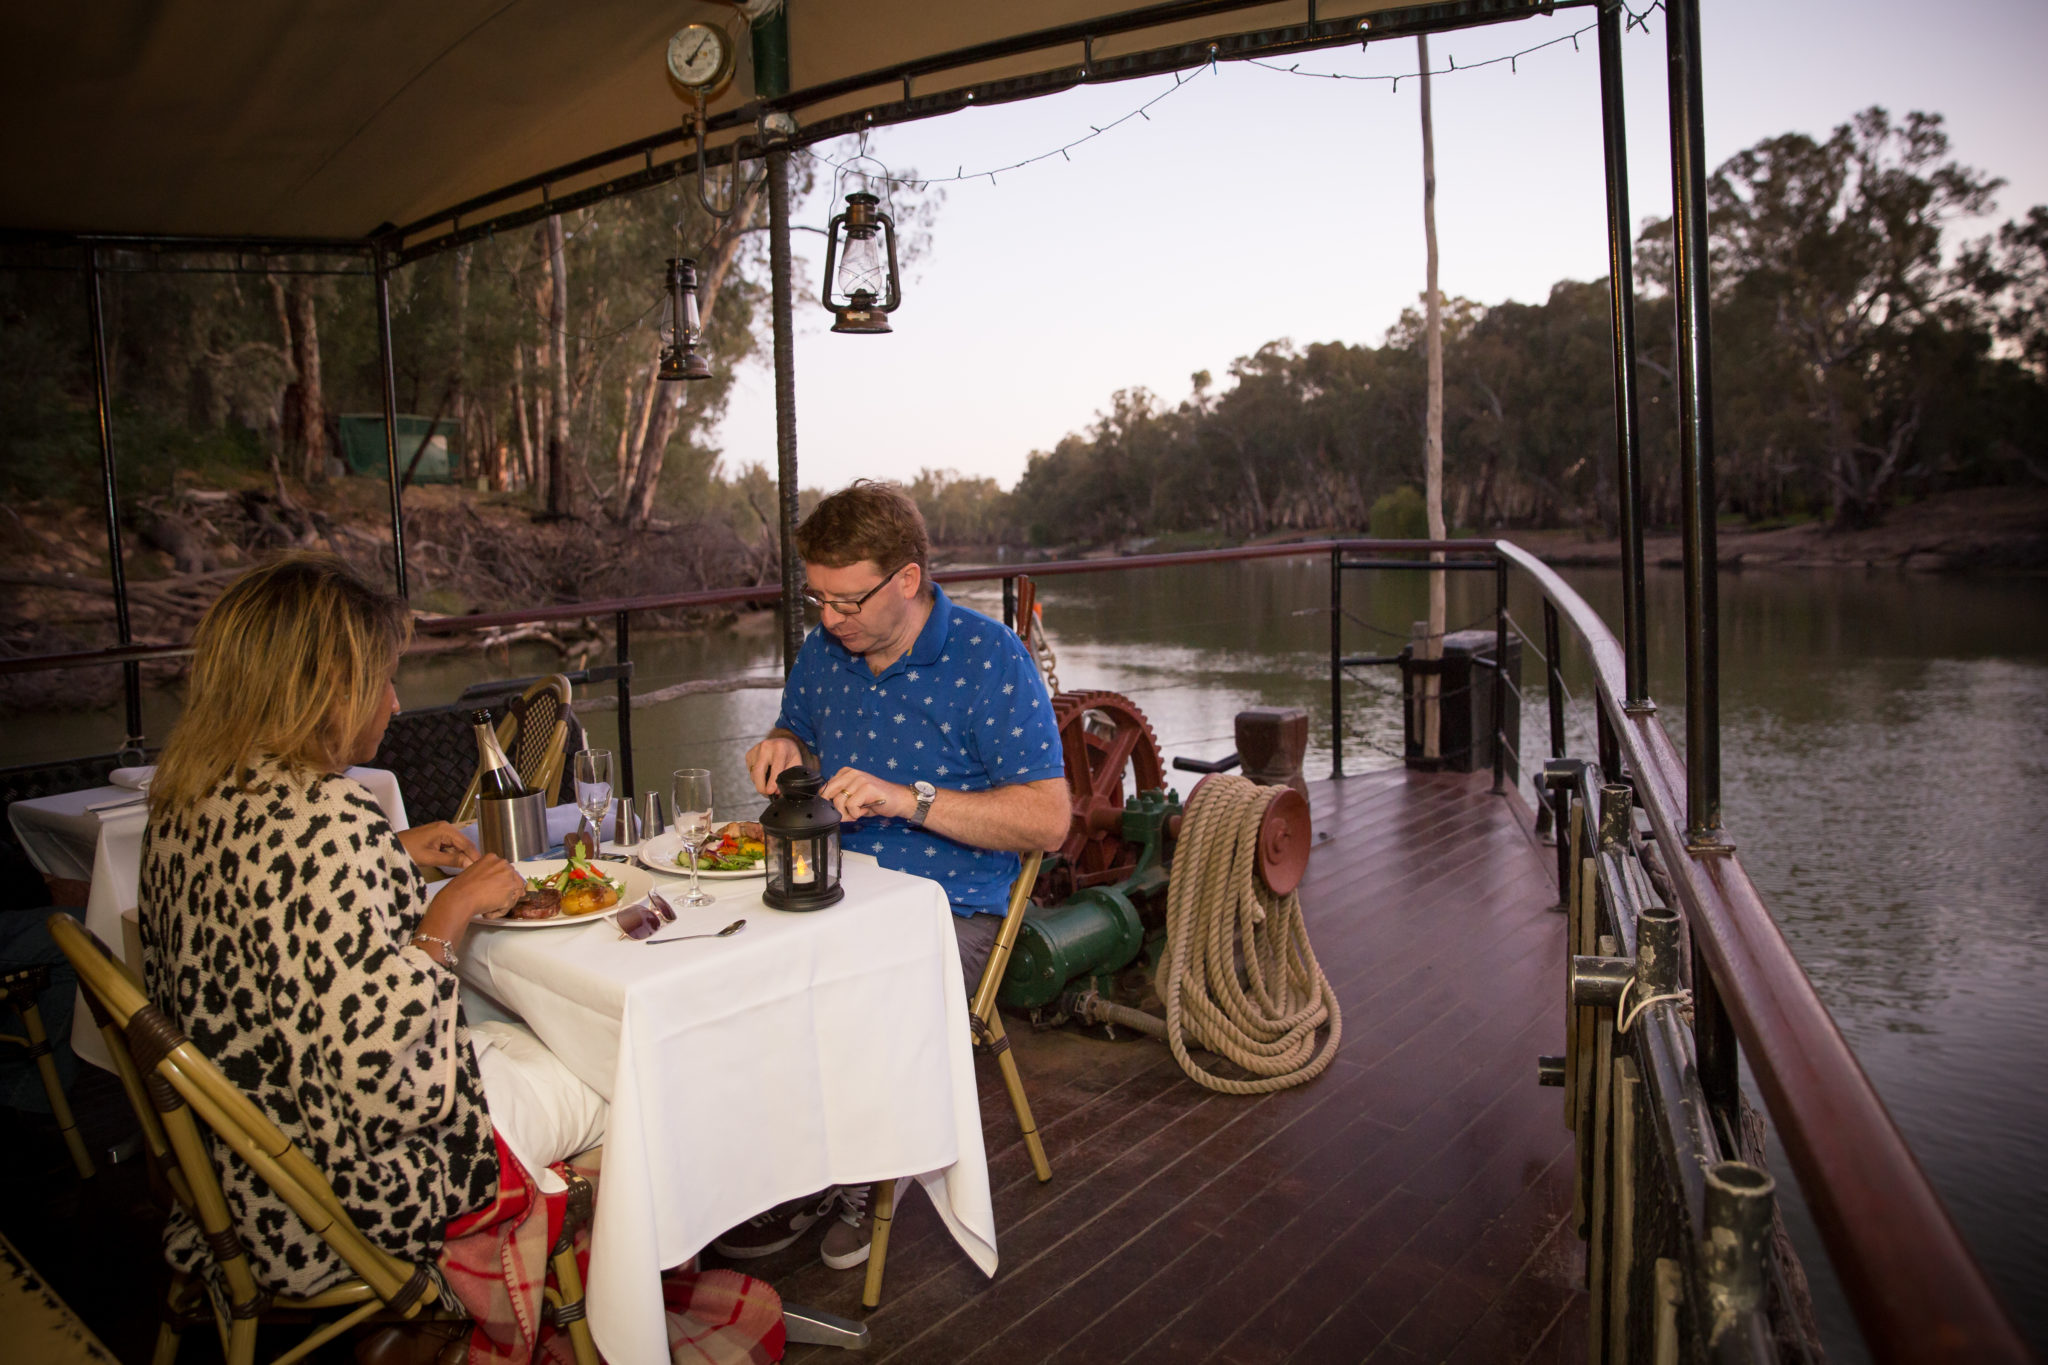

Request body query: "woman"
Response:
[140, 554, 781, 1364]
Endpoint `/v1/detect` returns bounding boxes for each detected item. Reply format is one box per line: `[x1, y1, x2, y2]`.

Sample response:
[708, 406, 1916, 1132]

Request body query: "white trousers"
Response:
[470, 1019, 608, 1194]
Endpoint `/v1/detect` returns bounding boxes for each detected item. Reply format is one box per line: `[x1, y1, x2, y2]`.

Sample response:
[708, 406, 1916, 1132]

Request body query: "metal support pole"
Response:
[1666, 0, 1722, 844]
[1692, 934, 1741, 1141]
[1544, 599, 1566, 762]
[755, 4, 803, 678]
[767, 148, 803, 676]
[86, 249, 142, 750]
[1328, 547, 1344, 779]
[1597, 700, 1622, 782]
[373, 250, 410, 600]
[1598, 0, 1650, 709]
[614, 611, 635, 813]
[1491, 557, 1508, 794]
[1535, 599, 1568, 841]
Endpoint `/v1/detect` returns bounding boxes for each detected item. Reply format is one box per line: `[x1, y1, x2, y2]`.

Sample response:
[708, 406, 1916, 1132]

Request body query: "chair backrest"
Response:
[46, 915, 436, 1318]
[971, 851, 1044, 1026]
[453, 675, 574, 825]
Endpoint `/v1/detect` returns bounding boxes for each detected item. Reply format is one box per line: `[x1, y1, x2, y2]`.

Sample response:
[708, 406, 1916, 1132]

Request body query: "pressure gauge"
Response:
[666, 23, 734, 96]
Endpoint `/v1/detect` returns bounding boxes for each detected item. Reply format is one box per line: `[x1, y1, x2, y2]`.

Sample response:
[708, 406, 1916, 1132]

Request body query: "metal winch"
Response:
[997, 691, 1313, 1016]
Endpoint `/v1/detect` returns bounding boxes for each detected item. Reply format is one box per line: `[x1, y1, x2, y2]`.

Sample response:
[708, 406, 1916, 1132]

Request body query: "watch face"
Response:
[666, 24, 730, 90]
[915, 782, 936, 799]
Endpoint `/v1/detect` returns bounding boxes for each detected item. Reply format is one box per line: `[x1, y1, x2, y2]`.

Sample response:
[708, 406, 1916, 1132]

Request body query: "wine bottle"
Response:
[471, 709, 526, 799]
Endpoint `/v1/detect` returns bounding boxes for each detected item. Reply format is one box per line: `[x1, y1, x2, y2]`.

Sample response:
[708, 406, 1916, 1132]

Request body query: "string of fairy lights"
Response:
[484, 4, 1672, 352]
[797, 3, 1667, 194]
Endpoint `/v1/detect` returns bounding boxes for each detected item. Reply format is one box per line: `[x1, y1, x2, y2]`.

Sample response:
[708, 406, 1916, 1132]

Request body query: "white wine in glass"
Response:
[672, 768, 715, 907]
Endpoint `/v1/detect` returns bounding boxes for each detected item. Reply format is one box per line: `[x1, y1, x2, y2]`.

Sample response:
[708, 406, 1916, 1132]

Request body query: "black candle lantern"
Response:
[820, 192, 901, 334]
[657, 257, 712, 381]
[760, 767, 844, 910]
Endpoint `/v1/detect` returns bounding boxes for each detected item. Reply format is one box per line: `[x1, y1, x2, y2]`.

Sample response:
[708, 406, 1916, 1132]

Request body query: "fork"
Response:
[646, 918, 746, 945]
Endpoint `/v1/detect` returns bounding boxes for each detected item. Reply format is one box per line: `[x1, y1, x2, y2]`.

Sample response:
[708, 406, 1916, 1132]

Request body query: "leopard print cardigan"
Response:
[139, 759, 499, 1296]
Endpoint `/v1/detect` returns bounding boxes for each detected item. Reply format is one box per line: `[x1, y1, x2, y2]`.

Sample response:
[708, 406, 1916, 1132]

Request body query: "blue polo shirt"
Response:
[774, 585, 1065, 916]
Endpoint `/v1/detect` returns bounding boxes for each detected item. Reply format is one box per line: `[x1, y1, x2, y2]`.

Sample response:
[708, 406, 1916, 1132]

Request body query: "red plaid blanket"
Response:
[440, 1135, 785, 1364]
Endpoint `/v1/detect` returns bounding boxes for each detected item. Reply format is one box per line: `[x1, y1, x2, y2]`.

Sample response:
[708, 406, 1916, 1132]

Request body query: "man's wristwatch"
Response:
[911, 780, 937, 826]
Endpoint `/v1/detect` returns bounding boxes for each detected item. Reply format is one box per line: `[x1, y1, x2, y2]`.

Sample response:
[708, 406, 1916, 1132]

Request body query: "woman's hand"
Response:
[416, 854, 526, 953]
[398, 821, 479, 872]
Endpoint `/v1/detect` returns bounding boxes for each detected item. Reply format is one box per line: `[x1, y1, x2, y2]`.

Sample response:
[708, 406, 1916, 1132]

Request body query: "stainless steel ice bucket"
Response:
[478, 790, 548, 862]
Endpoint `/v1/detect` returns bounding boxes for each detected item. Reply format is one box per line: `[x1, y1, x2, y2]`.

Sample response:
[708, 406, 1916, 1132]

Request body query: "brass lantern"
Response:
[820, 192, 901, 334]
[657, 257, 712, 381]
[760, 767, 844, 911]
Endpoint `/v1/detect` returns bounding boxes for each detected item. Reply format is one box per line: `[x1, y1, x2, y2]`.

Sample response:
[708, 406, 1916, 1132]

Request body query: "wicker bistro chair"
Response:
[452, 674, 574, 827]
[862, 851, 1052, 1309]
[0, 962, 94, 1177]
[45, 914, 598, 1365]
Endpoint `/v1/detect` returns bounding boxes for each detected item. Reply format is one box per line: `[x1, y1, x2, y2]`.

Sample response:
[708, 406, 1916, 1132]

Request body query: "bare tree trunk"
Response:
[267, 273, 331, 485]
[630, 389, 686, 526]
[1419, 35, 1447, 759]
[511, 344, 535, 491]
[451, 247, 472, 484]
[544, 214, 574, 517]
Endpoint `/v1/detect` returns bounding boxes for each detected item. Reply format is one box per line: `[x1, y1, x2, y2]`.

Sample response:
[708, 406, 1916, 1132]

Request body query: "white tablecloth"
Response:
[455, 854, 998, 1364]
[8, 766, 409, 885]
[5, 767, 408, 1071]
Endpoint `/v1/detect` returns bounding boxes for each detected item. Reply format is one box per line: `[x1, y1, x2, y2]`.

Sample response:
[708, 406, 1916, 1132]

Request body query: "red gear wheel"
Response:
[1040, 690, 1167, 901]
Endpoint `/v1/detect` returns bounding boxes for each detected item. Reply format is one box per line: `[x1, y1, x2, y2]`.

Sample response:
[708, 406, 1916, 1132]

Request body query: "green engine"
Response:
[998, 788, 1178, 1010]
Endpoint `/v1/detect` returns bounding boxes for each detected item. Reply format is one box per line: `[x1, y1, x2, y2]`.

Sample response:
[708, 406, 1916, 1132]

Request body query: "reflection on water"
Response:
[9, 555, 2046, 1356]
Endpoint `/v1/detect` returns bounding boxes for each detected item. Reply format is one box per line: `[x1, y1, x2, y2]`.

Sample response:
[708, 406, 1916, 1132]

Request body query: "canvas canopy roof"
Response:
[0, 0, 1536, 254]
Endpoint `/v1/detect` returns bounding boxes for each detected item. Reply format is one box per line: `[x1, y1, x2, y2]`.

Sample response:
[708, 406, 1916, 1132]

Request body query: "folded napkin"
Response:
[109, 765, 156, 790]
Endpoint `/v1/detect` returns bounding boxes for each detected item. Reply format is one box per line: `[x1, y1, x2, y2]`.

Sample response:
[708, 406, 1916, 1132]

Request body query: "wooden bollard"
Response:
[1236, 707, 1309, 799]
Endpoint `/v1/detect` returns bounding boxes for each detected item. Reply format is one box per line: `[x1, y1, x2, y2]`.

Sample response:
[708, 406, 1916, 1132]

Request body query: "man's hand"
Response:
[397, 821, 479, 872]
[819, 767, 914, 824]
[745, 734, 808, 795]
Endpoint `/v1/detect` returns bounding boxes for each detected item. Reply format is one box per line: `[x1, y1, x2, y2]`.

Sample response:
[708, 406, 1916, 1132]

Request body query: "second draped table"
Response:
[452, 851, 998, 1364]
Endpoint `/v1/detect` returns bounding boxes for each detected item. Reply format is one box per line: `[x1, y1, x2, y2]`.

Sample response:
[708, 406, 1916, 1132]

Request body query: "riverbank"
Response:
[1508, 487, 2048, 573]
[0, 475, 774, 711]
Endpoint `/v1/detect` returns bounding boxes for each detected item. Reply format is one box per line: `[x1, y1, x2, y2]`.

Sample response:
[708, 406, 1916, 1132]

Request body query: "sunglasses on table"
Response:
[615, 893, 678, 940]
[799, 562, 906, 616]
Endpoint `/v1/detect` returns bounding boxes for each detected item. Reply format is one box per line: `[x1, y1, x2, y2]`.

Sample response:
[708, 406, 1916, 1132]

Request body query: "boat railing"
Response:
[1, 537, 2025, 1362]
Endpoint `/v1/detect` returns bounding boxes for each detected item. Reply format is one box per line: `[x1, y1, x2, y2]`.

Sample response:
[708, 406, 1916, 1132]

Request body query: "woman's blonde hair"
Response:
[150, 553, 411, 814]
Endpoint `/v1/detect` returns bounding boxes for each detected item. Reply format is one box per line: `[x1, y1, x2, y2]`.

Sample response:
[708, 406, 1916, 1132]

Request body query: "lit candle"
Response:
[792, 847, 813, 884]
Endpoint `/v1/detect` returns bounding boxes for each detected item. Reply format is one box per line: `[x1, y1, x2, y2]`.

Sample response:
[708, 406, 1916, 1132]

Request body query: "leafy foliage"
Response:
[1006, 108, 2046, 543]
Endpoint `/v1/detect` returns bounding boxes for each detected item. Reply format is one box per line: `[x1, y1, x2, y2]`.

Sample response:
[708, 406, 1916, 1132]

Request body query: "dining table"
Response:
[452, 850, 998, 1364]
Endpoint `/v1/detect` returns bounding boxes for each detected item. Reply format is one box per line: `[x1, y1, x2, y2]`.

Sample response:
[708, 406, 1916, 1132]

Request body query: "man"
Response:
[714, 479, 1068, 1272]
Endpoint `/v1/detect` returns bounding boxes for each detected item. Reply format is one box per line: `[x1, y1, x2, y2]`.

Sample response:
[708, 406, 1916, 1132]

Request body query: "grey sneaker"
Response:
[820, 1183, 874, 1270]
[711, 1189, 835, 1259]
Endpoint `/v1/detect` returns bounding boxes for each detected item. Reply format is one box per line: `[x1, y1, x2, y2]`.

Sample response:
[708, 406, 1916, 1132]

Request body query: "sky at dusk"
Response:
[711, 0, 2048, 496]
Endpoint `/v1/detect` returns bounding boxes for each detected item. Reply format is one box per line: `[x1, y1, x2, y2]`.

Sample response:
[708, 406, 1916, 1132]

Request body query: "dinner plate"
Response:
[637, 829, 767, 879]
[478, 858, 659, 929]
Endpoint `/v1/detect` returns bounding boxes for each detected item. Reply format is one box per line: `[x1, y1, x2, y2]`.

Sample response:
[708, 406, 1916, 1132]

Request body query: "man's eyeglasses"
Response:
[800, 562, 906, 616]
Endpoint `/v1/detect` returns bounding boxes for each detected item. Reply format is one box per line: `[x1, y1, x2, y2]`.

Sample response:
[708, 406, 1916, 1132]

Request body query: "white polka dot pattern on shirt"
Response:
[771, 593, 1064, 915]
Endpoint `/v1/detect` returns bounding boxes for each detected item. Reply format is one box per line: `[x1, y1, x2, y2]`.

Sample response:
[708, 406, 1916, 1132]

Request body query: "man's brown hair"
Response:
[796, 479, 932, 592]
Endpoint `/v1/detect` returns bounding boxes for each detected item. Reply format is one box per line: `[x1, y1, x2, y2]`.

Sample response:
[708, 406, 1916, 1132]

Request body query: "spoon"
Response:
[646, 918, 746, 945]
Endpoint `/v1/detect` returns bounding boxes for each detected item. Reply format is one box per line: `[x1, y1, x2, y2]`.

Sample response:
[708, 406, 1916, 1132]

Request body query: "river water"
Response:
[13, 556, 2045, 1357]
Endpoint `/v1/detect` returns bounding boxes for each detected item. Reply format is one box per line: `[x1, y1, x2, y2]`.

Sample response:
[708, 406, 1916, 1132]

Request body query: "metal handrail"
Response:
[2, 536, 2027, 1356]
[1493, 540, 2029, 1363]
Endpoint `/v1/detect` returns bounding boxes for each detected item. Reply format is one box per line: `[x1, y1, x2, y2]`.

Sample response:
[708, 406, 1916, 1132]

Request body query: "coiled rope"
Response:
[1161, 775, 1342, 1094]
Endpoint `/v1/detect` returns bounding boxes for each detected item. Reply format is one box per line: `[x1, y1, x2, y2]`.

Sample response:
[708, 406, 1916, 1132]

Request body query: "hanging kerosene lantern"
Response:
[657, 257, 712, 380]
[820, 191, 901, 334]
[760, 767, 844, 910]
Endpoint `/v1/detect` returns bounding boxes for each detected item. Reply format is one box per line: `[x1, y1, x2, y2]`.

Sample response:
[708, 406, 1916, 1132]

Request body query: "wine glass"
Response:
[574, 749, 613, 849]
[671, 768, 715, 908]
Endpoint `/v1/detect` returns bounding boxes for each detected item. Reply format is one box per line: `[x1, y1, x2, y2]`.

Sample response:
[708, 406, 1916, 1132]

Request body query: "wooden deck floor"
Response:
[740, 767, 1586, 1365]
[0, 766, 1582, 1363]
